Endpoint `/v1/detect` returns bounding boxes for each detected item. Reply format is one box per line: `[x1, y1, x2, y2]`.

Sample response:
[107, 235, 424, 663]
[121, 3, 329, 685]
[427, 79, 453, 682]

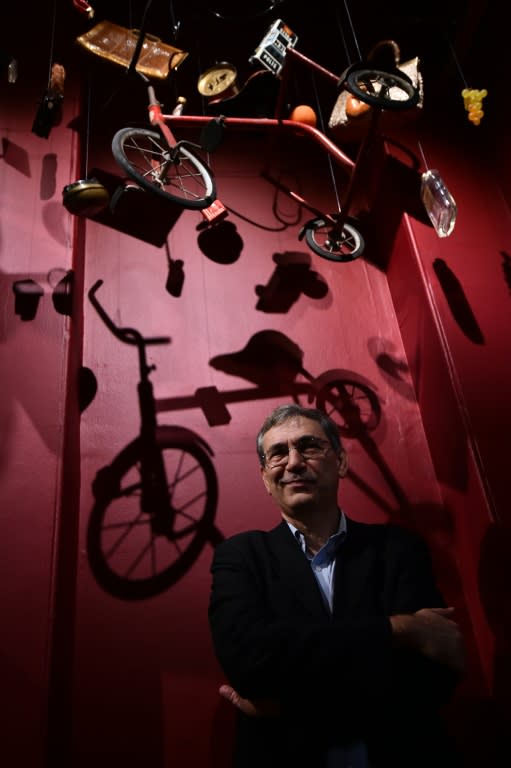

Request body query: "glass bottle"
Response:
[420, 169, 457, 238]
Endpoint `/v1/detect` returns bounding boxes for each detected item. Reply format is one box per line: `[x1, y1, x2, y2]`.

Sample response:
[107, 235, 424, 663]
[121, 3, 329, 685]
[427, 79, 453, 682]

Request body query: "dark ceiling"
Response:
[62, 0, 494, 119]
[1, 0, 498, 149]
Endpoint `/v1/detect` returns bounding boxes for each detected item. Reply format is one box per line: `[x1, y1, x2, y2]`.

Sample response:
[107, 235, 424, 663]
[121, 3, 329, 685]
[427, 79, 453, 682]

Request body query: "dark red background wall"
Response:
[1, 3, 509, 767]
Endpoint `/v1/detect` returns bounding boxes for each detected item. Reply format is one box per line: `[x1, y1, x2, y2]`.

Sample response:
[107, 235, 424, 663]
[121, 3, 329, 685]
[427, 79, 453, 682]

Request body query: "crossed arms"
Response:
[208, 525, 464, 719]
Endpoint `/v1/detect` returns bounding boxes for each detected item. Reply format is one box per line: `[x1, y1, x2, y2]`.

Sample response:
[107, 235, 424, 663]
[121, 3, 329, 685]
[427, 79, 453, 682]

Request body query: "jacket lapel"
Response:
[268, 522, 330, 620]
[333, 517, 378, 617]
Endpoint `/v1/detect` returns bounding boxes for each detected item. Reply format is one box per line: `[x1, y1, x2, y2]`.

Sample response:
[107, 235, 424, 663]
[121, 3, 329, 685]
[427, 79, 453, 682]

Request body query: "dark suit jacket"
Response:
[209, 516, 462, 768]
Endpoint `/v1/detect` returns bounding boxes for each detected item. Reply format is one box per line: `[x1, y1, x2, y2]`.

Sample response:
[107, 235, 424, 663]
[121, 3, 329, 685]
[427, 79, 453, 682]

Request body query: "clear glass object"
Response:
[420, 169, 457, 238]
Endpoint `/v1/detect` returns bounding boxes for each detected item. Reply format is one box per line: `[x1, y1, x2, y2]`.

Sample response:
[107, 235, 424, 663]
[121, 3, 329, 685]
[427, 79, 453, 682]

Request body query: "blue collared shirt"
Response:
[286, 511, 370, 768]
[287, 510, 347, 613]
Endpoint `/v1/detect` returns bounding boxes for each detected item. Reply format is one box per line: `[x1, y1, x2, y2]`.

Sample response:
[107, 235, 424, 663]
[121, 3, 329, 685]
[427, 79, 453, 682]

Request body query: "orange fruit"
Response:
[289, 104, 317, 127]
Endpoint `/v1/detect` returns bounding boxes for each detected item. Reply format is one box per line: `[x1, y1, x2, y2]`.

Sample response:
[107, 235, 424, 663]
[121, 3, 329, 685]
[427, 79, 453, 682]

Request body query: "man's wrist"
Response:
[390, 614, 416, 648]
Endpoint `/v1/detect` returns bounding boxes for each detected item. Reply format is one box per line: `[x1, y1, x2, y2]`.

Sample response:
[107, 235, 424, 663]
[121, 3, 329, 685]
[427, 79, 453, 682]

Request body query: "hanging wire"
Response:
[341, 0, 362, 63]
[417, 140, 429, 172]
[46, 0, 58, 88]
[98, 0, 152, 112]
[127, 0, 156, 76]
[312, 0, 365, 215]
[310, 70, 342, 214]
[169, 0, 181, 38]
[83, 70, 92, 179]
[206, 1, 284, 23]
[334, 11, 353, 68]
[416, 30, 468, 167]
[447, 38, 468, 89]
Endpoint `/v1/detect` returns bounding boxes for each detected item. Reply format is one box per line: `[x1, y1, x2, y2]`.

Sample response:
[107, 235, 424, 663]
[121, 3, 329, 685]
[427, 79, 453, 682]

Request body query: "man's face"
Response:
[260, 416, 347, 519]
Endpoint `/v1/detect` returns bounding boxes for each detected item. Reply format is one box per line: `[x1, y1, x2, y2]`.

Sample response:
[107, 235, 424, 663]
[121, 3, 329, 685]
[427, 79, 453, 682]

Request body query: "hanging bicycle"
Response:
[111, 78, 217, 210]
[112, 27, 420, 260]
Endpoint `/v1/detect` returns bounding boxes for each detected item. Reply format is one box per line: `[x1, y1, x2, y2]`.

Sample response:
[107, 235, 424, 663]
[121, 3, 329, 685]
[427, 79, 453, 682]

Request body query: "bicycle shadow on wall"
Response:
[203, 331, 462, 569]
[159, 328, 419, 521]
[86, 285, 451, 601]
[88, 423, 223, 602]
[86, 280, 224, 602]
[86, 285, 383, 601]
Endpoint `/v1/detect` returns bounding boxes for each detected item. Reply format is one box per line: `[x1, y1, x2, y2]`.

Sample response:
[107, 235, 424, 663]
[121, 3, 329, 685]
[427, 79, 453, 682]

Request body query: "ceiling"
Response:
[67, 0, 493, 119]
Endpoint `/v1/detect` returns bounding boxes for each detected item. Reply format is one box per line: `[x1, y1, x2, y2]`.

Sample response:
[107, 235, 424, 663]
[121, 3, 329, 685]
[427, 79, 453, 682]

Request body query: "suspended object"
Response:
[62, 178, 110, 216]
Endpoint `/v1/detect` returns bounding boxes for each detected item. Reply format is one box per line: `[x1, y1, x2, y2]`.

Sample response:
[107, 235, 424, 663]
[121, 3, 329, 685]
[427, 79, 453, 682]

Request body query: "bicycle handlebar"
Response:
[88, 280, 171, 347]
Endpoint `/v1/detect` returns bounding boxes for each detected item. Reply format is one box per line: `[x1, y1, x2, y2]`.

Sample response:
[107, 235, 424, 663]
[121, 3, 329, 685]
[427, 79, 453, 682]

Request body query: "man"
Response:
[208, 404, 464, 767]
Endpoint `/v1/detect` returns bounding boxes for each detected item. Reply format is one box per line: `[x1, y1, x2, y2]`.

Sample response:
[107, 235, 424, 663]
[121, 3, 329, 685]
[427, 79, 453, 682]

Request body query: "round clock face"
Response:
[197, 63, 238, 98]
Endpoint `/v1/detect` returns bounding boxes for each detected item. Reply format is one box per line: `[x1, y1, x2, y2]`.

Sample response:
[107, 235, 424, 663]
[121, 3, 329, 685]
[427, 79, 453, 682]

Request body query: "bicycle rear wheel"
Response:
[302, 216, 364, 262]
[112, 127, 216, 209]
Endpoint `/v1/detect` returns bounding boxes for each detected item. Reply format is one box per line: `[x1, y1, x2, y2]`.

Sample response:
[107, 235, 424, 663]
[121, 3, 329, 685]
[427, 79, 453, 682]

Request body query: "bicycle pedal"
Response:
[195, 386, 231, 426]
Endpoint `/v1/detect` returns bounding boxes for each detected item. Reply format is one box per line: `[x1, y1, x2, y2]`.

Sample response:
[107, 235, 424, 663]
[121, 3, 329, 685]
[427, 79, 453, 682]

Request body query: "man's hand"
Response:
[219, 684, 280, 718]
[391, 607, 465, 672]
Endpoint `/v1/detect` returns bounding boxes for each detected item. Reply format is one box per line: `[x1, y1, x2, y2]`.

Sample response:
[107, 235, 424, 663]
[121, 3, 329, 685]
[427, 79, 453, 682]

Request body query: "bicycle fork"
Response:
[138, 379, 176, 536]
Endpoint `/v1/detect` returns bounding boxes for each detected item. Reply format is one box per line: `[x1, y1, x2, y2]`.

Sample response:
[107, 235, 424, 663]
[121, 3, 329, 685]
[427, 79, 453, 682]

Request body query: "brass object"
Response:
[62, 178, 110, 217]
[76, 21, 188, 80]
[197, 62, 239, 100]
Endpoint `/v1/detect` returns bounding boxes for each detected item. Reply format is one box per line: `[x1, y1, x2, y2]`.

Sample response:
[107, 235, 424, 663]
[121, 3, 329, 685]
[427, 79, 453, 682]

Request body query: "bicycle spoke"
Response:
[103, 509, 148, 559]
[303, 216, 364, 262]
[112, 127, 216, 209]
[316, 379, 381, 436]
[88, 432, 218, 598]
[345, 67, 418, 111]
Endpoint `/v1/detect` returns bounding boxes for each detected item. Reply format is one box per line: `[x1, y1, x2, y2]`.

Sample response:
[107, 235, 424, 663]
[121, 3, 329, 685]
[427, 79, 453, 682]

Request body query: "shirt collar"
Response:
[286, 509, 347, 554]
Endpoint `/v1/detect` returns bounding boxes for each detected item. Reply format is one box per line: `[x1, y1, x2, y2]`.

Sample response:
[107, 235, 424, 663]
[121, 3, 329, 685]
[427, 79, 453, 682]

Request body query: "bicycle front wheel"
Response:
[87, 426, 219, 600]
[345, 68, 419, 111]
[315, 378, 381, 437]
[303, 216, 364, 262]
[112, 127, 216, 209]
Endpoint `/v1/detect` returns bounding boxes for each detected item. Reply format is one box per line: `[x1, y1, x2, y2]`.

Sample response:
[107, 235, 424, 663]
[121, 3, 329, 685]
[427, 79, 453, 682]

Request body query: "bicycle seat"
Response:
[209, 331, 304, 387]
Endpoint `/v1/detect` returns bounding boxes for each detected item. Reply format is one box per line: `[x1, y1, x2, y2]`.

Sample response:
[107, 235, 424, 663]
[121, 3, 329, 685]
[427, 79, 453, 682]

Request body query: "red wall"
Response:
[1, 6, 509, 768]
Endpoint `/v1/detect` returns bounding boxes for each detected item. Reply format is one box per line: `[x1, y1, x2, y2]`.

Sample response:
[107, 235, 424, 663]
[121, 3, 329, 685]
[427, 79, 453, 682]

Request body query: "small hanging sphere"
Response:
[289, 104, 317, 127]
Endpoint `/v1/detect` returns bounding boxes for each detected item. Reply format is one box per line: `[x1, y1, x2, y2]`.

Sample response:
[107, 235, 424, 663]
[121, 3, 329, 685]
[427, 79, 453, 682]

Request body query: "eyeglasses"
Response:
[263, 436, 331, 469]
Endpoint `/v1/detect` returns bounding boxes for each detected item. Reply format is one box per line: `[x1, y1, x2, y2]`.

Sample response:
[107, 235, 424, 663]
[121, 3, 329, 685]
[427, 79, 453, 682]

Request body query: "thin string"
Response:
[310, 71, 342, 214]
[98, 0, 146, 112]
[46, 0, 58, 87]
[206, 1, 283, 22]
[194, 39, 211, 165]
[311, 0, 365, 215]
[334, 5, 353, 66]
[84, 71, 92, 178]
[342, 0, 362, 62]
[169, 0, 181, 38]
[417, 140, 428, 172]
[127, 0, 156, 75]
[447, 39, 468, 89]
